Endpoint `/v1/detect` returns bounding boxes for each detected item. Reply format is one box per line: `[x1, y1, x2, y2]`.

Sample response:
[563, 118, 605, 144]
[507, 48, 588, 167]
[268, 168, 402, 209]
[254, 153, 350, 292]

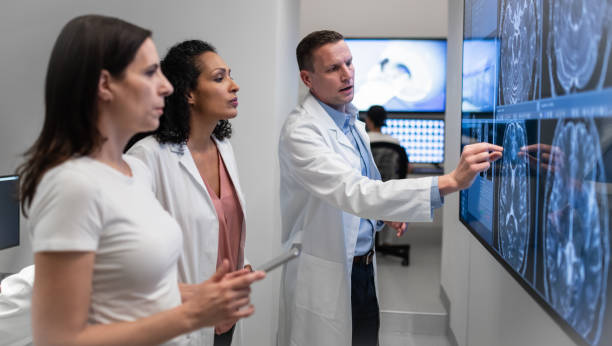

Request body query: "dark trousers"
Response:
[351, 261, 380, 346]
[213, 324, 235, 346]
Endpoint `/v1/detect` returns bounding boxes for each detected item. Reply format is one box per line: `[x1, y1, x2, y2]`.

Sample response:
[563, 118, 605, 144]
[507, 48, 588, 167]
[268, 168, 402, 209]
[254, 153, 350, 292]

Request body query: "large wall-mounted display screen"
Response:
[459, 1, 612, 345]
[345, 38, 447, 113]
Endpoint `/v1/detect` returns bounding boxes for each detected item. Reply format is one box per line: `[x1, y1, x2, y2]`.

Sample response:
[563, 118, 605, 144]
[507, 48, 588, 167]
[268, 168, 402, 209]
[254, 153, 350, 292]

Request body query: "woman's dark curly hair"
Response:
[154, 40, 232, 144]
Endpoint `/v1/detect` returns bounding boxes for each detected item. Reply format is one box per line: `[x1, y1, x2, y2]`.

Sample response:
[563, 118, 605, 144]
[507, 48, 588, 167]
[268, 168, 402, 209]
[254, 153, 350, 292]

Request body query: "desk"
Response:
[410, 166, 443, 175]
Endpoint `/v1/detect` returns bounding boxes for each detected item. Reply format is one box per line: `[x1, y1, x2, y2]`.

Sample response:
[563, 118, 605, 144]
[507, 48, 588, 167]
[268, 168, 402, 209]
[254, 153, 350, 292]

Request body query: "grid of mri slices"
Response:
[382, 119, 445, 163]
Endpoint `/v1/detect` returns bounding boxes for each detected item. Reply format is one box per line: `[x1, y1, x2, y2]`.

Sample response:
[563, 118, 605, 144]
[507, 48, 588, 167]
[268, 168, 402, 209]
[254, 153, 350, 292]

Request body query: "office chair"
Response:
[370, 141, 411, 266]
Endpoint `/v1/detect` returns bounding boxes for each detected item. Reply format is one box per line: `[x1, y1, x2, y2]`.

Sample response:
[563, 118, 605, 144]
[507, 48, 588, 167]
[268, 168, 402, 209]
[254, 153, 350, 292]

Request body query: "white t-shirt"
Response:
[28, 156, 185, 345]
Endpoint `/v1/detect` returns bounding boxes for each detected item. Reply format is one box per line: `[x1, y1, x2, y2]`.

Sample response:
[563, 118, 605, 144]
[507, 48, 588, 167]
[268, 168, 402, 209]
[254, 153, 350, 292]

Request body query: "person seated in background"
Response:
[17, 14, 264, 346]
[0, 265, 34, 346]
[365, 104, 411, 176]
[364, 105, 400, 145]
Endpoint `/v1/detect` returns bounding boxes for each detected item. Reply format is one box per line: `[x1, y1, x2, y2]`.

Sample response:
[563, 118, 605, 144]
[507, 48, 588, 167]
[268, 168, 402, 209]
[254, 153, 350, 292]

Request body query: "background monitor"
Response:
[381, 117, 444, 164]
[345, 38, 447, 113]
[0, 175, 19, 251]
[460, 1, 612, 345]
[0, 175, 31, 275]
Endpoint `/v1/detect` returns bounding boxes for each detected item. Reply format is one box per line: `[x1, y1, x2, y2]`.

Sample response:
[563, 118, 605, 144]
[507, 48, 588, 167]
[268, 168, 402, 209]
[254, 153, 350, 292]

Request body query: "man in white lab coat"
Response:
[277, 30, 503, 346]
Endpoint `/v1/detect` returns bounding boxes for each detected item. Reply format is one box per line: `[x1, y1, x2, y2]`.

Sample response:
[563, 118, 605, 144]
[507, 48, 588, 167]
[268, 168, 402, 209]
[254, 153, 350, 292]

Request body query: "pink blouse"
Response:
[203, 150, 244, 271]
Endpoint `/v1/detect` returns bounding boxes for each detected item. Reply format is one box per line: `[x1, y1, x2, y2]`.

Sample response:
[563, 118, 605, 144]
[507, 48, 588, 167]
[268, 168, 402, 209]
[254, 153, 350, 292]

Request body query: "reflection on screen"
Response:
[382, 118, 444, 163]
[0, 175, 19, 251]
[460, 0, 612, 345]
[346, 38, 447, 112]
[462, 39, 497, 112]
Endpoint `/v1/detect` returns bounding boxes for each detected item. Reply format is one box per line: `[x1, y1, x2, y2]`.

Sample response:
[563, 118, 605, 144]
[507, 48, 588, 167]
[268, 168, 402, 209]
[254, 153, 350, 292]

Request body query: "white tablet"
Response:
[257, 247, 301, 272]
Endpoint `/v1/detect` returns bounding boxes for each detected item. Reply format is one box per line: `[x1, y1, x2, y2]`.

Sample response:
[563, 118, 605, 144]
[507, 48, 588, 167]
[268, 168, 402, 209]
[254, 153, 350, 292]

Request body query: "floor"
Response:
[376, 211, 452, 346]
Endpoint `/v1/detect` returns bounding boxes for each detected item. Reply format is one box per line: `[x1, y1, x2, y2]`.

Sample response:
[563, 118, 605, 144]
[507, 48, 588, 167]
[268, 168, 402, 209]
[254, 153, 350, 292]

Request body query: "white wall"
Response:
[300, 0, 447, 37]
[439, 1, 471, 343]
[441, 1, 577, 345]
[0, 1, 299, 344]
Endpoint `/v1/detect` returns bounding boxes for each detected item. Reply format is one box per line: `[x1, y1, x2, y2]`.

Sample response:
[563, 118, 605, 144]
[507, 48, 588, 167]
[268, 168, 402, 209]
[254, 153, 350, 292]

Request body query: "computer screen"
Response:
[381, 118, 444, 164]
[460, 1, 612, 345]
[0, 175, 19, 251]
[345, 38, 447, 113]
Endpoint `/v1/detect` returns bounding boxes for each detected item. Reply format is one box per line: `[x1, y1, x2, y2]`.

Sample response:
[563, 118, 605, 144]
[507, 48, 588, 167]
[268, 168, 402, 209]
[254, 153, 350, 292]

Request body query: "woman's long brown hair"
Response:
[16, 15, 151, 215]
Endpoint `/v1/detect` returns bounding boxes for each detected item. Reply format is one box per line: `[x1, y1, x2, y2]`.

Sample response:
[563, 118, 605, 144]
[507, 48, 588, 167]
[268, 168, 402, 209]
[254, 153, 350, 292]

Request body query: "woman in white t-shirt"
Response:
[16, 15, 264, 346]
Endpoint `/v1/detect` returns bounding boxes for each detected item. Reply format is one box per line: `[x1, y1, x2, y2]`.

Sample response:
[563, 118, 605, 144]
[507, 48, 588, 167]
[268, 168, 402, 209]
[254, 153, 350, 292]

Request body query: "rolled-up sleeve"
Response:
[431, 176, 444, 210]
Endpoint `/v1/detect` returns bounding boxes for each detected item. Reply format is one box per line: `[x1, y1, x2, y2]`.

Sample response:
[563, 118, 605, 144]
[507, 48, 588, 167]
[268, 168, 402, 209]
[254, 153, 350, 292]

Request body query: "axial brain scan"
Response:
[542, 119, 609, 344]
[498, 122, 531, 275]
[499, 0, 541, 104]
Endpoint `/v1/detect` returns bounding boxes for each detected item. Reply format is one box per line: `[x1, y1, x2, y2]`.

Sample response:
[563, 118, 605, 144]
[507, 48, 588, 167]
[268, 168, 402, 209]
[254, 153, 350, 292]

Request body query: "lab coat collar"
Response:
[174, 138, 247, 216]
[176, 143, 207, 194]
[302, 94, 358, 156]
[315, 98, 358, 132]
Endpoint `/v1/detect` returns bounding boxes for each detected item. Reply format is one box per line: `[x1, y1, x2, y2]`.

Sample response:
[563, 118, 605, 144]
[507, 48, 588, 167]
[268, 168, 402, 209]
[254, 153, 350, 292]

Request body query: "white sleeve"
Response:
[280, 120, 433, 222]
[29, 169, 102, 253]
[0, 265, 34, 346]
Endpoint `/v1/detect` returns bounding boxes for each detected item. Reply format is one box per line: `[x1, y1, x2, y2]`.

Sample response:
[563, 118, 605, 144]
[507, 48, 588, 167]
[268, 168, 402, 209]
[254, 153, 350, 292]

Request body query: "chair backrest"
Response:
[370, 141, 409, 181]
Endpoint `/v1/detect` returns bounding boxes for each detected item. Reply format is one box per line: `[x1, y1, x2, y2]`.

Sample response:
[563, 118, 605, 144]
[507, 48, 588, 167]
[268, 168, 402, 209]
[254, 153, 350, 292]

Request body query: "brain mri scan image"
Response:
[498, 122, 531, 275]
[548, 0, 609, 94]
[542, 118, 609, 344]
[499, 0, 542, 104]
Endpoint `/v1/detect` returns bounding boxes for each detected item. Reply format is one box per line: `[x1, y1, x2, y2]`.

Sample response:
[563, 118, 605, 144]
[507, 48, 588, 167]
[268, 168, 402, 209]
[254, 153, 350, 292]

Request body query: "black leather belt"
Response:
[353, 249, 374, 265]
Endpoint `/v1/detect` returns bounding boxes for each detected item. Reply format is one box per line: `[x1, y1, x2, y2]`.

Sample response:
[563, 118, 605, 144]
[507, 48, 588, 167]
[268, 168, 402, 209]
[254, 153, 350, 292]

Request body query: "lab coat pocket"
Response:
[295, 253, 343, 319]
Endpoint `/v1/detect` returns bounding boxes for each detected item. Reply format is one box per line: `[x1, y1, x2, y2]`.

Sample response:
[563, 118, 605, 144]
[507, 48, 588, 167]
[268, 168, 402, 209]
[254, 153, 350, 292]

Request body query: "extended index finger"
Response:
[466, 142, 504, 154]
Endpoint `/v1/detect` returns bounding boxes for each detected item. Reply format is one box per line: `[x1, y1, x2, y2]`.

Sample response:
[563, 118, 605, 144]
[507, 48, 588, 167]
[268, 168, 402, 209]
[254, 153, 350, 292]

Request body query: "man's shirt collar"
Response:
[314, 95, 359, 132]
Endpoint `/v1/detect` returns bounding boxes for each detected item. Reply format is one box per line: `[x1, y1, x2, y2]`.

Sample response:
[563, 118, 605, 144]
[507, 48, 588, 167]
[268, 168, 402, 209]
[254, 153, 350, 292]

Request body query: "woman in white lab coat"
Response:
[127, 40, 248, 346]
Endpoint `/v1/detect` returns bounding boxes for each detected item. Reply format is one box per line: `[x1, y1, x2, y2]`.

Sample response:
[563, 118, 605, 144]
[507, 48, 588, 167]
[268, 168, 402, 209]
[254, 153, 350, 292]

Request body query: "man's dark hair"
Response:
[367, 105, 388, 128]
[296, 30, 344, 71]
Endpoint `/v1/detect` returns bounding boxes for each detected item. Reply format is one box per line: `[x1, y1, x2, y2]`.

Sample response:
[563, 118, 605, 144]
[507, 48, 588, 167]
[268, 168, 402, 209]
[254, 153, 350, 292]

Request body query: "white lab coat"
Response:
[277, 94, 434, 346]
[0, 265, 34, 346]
[128, 136, 247, 346]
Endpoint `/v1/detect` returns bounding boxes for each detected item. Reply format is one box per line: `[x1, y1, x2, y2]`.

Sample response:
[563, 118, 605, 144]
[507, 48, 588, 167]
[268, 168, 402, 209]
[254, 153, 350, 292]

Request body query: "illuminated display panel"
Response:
[345, 38, 447, 113]
[459, 1, 612, 345]
[382, 118, 444, 164]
